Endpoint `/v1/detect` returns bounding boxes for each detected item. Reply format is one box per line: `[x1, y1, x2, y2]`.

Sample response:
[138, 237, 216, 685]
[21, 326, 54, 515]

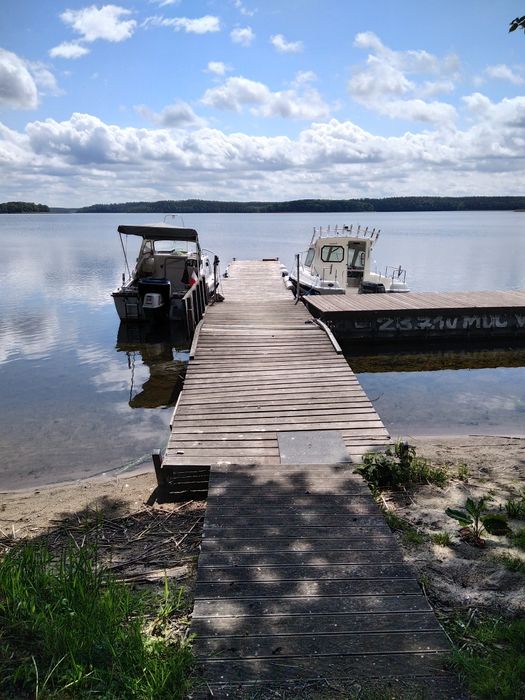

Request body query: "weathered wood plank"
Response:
[194, 579, 420, 601]
[192, 592, 428, 619]
[195, 630, 449, 659]
[196, 563, 413, 583]
[197, 652, 453, 683]
[198, 549, 404, 567]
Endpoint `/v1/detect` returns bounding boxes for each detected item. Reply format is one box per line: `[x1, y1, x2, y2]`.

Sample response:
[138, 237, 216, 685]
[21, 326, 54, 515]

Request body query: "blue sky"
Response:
[1, 1, 525, 206]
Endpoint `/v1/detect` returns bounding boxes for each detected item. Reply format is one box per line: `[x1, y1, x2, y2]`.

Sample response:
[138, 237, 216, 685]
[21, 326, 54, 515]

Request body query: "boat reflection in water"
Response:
[115, 322, 189, 409]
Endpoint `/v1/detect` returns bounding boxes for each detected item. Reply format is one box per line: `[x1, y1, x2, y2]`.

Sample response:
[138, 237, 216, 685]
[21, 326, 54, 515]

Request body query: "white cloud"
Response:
[232, 0, 255, 17]
[348, 32, 459, 125]
[135, 101, 206, 127]
[60, 4, 137, 43]
[230, 26, 254, 46]
[4, 87, 525, 205]
[149, 0, 180, 6]
[270, 34, 303, 54]
[201, 76, 330, 120]
[50, 42, 90, 59]
[0, 49, 61, 109]
[144, 15, 220, 34]
[485, 64, 525, 85]
[207, 61, 230, 76]
[27, 62, 62, 96]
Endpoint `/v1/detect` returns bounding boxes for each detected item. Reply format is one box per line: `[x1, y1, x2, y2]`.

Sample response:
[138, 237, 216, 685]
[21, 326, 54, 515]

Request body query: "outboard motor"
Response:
[138, 277, 171, 320]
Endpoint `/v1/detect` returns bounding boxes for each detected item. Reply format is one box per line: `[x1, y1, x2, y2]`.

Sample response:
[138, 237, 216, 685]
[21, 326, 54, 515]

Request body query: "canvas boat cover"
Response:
[117, 223, 199, 241]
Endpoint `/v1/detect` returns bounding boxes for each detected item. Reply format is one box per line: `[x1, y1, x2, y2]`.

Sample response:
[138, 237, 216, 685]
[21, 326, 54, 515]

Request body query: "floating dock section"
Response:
[304, 289, 525, 343]
[158, 261, 459, 696]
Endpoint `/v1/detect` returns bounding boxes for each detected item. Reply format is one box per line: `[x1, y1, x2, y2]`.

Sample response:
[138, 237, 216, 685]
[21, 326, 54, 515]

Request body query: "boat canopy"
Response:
[117, 224, 199, 241]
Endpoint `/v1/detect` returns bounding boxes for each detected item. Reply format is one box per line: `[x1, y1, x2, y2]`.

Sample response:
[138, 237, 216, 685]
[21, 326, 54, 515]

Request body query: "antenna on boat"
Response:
[310, 227, 317, 245]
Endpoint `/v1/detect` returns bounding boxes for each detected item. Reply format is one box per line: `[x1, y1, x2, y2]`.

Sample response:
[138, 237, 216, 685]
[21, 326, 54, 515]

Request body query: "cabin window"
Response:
[348, 245, 366, 268]
[320, 245, 344, 263]
[305, 248, 315, 266]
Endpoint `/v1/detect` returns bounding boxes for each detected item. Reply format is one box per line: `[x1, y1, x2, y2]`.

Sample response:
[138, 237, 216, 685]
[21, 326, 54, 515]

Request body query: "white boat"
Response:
[112, 219, 219, 322]
[288, 225, 409, 295]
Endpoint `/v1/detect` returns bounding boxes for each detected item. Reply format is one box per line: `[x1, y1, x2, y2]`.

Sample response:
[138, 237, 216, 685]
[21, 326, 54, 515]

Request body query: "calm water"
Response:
[1, 211, 524, 489]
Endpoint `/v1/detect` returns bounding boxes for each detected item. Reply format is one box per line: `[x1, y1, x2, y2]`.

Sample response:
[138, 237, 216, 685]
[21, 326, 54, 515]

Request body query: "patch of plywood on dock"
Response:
[305, 289, 525, 314]
[192, 463, 458, 697]
[164, 260, 389, 468]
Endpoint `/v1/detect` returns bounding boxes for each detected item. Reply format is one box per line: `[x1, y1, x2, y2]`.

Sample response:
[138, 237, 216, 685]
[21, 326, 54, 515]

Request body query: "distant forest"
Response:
[2, 197, 525, 214]
[0, 201, 50, 213]
[77, 197, 525, 213]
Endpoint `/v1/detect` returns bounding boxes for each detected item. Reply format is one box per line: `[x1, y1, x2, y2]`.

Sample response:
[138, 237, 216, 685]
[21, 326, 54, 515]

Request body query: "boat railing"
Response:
[384, 265, 407, 283]
[183, 273, 209, 337]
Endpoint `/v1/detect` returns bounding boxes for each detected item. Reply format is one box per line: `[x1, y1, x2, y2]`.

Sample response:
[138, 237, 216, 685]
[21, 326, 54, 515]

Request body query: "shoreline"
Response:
[2, 433, 524, 539]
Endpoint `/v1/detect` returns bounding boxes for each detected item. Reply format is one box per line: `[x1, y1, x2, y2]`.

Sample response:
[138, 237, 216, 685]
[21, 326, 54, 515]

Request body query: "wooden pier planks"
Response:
[164, 260, 390, 468]
[192, 463, 456, 696]
[305, 289, 525, 314]
[159, 260, 458, 695]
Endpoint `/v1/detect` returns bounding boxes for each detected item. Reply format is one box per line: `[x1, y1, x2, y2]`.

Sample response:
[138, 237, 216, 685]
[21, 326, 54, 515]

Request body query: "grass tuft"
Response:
[505, 495, 525, 519]
[511, 527, 525, 551]
[493, 554, 525, 574]
[0, 541, 193, 699]
[431, 532, 453, 546]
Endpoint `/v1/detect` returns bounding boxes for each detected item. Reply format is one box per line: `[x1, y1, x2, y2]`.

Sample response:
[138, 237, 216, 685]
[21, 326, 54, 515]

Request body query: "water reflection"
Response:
[351, 344, 525, 436]
[115, 323, 189, 409]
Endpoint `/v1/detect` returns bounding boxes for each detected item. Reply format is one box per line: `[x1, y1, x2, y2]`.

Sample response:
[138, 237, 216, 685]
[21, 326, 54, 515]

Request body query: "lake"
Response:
[1, 211, 524, 489]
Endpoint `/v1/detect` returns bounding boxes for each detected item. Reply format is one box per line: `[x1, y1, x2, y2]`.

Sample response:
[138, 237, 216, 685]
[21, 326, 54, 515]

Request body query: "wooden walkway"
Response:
[304, 288, 525, 342]
[163, 261, 457, 696]
[164, 261, 389, 470]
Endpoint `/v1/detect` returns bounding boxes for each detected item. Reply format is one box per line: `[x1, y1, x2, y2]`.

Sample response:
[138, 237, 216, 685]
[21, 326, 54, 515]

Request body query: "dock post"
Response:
[152, 449, 165, 487]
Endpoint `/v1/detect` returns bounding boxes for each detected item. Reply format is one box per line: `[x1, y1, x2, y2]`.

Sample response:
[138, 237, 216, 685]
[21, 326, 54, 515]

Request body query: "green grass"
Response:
[451, 616, 525, 699]
[512, 527, 525, 551]
[431, 532, 452, 546]
[0, 541, 194, 699]
[382, 510, 426, 545]
[505, 496, 525, 519]
[493, 554, 525, 574]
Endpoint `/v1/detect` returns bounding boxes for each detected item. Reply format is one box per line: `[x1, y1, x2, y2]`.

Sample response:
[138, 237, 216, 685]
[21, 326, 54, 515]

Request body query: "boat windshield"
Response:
[152, 239, 197, 255]
[305, 248, 315, 266]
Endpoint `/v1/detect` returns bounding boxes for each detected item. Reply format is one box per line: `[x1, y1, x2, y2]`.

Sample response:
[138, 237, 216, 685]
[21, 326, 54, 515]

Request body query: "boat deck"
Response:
[160, 261, 458, 696]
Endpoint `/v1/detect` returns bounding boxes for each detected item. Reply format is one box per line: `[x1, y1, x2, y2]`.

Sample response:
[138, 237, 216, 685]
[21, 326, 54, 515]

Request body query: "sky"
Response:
[1, 0, 525, 207]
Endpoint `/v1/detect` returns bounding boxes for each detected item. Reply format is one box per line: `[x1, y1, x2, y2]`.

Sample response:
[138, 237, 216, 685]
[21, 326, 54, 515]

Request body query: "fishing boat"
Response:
[287, 224, 409, 294]
[112, 218, 219, 322]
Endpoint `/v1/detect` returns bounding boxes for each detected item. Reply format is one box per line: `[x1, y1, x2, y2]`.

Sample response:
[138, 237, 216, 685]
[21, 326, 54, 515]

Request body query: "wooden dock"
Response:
[304, 289, 525, 343]
[160, 261, 458, 696]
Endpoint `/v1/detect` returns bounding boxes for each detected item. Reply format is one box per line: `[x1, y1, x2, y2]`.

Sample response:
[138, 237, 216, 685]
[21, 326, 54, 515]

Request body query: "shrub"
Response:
[357, 441, 448, 490]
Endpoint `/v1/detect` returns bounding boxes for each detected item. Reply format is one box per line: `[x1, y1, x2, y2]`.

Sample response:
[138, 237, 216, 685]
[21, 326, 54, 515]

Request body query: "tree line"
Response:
[0, 201, 50, 213]
[77, 197, 525, 214]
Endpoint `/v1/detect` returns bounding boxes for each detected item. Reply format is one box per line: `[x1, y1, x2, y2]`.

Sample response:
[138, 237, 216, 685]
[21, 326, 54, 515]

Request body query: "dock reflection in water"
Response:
[115, 322, 189, 409]
[348, 342, 525, 437]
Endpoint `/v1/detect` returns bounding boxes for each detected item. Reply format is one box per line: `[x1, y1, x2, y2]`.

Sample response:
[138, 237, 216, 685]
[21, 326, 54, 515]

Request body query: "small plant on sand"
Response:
[511, 527, 525, 551]
[493, 554, 525, 574]
[446, 496, 511, 546]
[456, 462, 470, 481]
[505, 492, 525, 519]
[357, 441, 448, 490]
[431, 532, 452, 546]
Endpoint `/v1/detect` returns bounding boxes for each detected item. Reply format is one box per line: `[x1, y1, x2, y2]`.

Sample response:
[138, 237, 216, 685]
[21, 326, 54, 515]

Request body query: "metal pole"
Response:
[295, 253, 300, 304]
